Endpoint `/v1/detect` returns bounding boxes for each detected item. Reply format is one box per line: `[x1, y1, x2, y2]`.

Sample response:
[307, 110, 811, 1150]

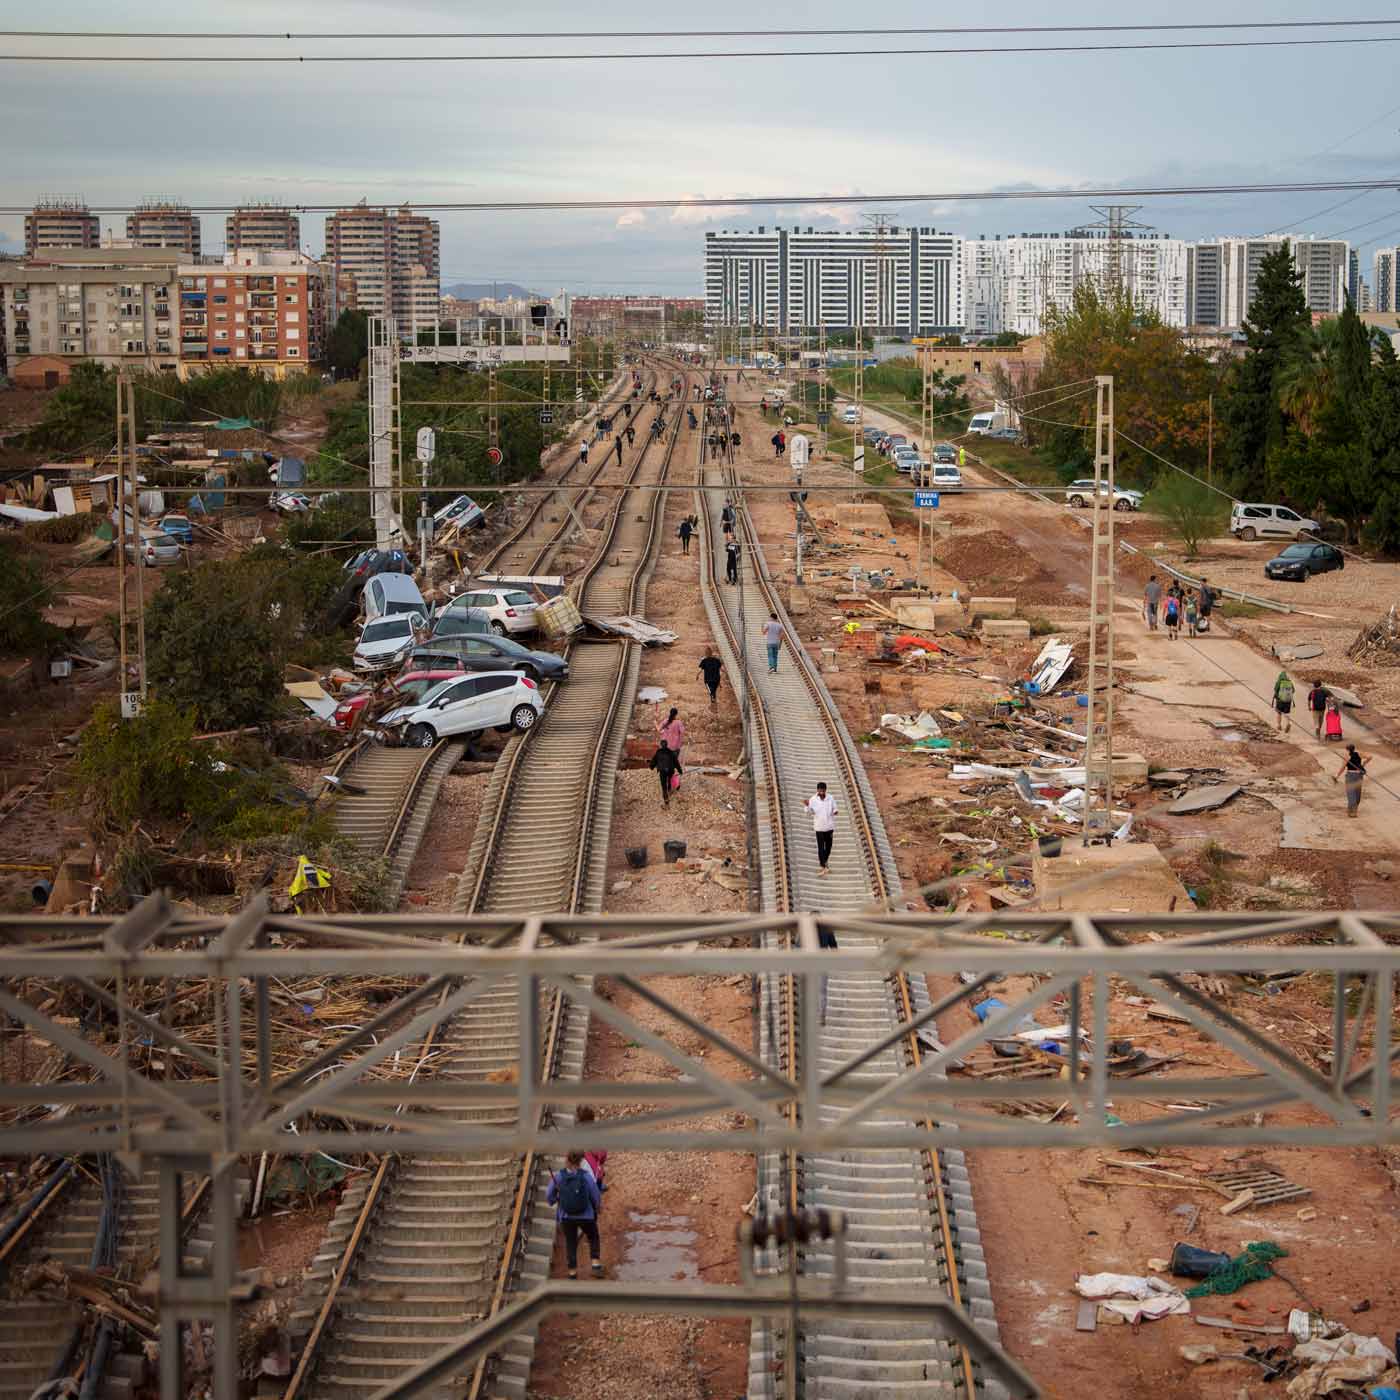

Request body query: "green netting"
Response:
[1185, 1241, 1288, 1297]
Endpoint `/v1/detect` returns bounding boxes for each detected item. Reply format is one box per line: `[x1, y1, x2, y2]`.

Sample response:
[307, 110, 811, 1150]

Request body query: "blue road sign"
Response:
[914, 490, 940, 509]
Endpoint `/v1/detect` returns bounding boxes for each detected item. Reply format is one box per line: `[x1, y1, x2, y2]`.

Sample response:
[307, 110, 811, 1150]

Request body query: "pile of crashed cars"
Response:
[299, 547, 572, 749]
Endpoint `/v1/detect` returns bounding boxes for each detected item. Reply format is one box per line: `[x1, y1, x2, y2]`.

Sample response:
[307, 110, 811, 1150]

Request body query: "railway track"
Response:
[694, 428, 1001, 1398]
[278, 360, 690, 1400]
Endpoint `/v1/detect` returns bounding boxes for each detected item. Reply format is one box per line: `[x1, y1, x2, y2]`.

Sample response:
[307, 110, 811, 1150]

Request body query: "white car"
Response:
[270, 492, 313, 513]
[433, 494, 484, 530]
[1230, 502, 1320, 541]
[1064, 479, 1144, 512]
[931, 464, 963, 493]
[452, 586, 540, 636]
[841, 404, 859, 424]
[352, 613, 426, 674]
[377, 671, 543, 747]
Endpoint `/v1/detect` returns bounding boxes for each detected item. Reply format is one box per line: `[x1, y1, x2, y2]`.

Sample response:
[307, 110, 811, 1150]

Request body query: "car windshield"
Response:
[395, 677, 441, 702]
[505, 591, 535, 607]
[1278, 544, 1313, 559]
[362, 618, 412, 643]
[416, 678, 463, 707]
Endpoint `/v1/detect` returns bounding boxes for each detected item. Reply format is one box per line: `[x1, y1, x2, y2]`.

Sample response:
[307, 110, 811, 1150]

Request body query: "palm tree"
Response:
[1274, 317, 1341, 436]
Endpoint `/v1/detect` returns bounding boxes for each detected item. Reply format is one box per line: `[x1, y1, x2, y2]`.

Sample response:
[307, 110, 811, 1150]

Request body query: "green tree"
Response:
[145, 556, 337, 728]
[0, 539, 61, 656]
[1221, 243, 1309, 496]
[326, 309, 370, 380]
[1145, 474, 1229, 557]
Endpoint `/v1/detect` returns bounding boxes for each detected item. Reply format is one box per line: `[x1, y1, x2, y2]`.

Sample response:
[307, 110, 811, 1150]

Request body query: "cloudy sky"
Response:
[3, 1, 1400, 292]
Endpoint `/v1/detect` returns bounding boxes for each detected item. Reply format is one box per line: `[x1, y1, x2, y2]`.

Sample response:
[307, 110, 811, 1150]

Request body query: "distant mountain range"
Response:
[443, 281, 538, 300]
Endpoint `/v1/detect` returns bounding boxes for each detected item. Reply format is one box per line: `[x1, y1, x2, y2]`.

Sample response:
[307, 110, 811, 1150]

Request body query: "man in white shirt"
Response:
[805, 782, 837, 875]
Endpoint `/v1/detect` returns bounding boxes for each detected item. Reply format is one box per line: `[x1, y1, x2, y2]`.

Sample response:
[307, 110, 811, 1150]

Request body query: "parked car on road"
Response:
[1264, 541, 1345, 581]
[377, 672, 543, 747]
[1064, 479, 1143, 511]
[862, 426, 884, 444]
[932, 464, 963, 493]
[333, 669, 463, 732]
[932, 443, 957, 465]
[447, 586, 540, 636]
[352, 613, 426, 674]
[1231, 502, 1320, 541]
[842, 404, 859, 424]
[987, 426, 1022, 441]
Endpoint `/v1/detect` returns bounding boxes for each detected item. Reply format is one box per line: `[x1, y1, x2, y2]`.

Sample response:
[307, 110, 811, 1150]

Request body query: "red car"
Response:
[333, 669, 463, 732]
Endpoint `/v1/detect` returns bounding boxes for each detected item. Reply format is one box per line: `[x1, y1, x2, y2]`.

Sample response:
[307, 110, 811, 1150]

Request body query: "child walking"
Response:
[1164, 592, 1181, 640]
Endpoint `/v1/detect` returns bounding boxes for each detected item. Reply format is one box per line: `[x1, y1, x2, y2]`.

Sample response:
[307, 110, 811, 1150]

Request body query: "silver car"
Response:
[126, 529, 182, 567]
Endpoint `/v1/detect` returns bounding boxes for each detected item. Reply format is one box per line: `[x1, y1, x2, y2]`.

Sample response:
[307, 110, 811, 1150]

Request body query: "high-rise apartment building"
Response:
[961, 231, 1187, 336]
[324, 202, 440, 323]
[176, 249, 330, 378]
[225, 203, 301, 253]
[704, 226, 963, 334]
[1375, 248, 1398, 314]
[125, 199, 202, 257]
[24, 198, 100, 256]
[1187, 236, 1351, 327]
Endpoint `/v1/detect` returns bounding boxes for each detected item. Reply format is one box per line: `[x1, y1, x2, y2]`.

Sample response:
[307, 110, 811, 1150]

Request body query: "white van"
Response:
[1230, 503, 1320, 542]
[841, 404, 859, 424]
[363, 572, 427, 624]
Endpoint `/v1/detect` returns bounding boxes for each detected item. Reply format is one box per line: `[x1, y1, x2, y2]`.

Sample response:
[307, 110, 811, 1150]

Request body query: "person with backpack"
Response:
[649, 738, 682, 805]
[546, 1150, 603, 1279]
[678, 517, 694, 555]
[1307, 680, 1329, 739]
[1335, 744, 1369, 817]
[575, 1104, 608, 1204]
[1163, 590, 1181, 640]
[721, 500, 736, 532]
[1184, 595, 1199, 638]
[1271, 671, 1295, 731]
[771, 430, 784, 458]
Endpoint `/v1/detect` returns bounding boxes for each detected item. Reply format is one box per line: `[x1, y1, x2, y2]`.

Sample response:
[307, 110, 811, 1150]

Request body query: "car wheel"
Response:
[511, 704, 537, 732]
[406, 723, 436, 748]
[1114, 498, 1132, 512]
[491, 621, 507, 636]
[1298, 567, 1310, 581]
[1240, 526, 1257, 541]
[1069, 495, 1085, 508]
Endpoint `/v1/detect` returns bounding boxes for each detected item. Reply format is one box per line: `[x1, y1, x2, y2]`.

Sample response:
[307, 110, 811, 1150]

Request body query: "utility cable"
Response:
[5, 36, 1400, 62]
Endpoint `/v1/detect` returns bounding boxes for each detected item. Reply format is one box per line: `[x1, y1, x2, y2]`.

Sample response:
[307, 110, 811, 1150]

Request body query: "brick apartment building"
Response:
[24, 198, 100, 256]
[225, 204, 301, 253]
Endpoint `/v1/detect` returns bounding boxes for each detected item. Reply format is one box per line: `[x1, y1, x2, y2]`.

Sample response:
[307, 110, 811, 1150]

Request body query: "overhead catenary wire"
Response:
[6, 20, 1397, 39]
[6, 36, 1400, 63]
[4, 180, 1400, 217]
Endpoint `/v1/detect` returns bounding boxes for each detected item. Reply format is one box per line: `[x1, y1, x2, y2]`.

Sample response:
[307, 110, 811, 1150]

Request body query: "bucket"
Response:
[1037, 836, 1062, 859]
[1170, 1244, 1231, 1279]
[625, 846, 648, 869]
[663, 839, 687, 863]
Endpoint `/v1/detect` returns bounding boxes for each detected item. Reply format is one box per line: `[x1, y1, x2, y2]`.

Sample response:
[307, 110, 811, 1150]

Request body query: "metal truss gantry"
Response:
[3, 895, 1397, 1400]
[3, 895, 1398, 1158]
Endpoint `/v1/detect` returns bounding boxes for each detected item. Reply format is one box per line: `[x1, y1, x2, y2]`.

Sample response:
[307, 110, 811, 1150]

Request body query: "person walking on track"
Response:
[613, 435, 624, 466]
[579, 440, 589, 466]
[1335, 744, 1368, 817]
[658, 705, 685, 761]
[762, 612, 783, 673]
[725, 535, 740, 584]
[806, 782, 838, 877]
[1308, 680, 1329, 739]
[575, 1105, 608, 1207]
[546, 1150, 603, 1279]
[1272, 670, 1295, 732]
[721, 500, 736, 532]
[698, 650, 723, 706]
[649, 738, 682, 805]
[626, 424, 636, 445]
[678, 517, 694, 555]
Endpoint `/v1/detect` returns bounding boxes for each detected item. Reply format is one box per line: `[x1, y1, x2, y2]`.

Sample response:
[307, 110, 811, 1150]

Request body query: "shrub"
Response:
[22, 514, 102, 544]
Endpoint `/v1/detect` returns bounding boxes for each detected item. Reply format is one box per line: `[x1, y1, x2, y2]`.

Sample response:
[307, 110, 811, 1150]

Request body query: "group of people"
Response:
[645, 654, 727, 806]
[1143, 574, 1216, 639]
[546, 1105, 608, 1279]
[1269, 673, 1369, 814]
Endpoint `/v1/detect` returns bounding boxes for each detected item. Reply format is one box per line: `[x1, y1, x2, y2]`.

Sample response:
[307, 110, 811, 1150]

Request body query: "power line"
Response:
[5, 36, 1400, 63]
[3, 180, 1400, 218]
[5, 21, 1397, 40]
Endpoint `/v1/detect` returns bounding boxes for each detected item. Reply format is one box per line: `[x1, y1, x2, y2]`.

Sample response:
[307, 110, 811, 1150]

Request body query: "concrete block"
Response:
[981, 617, 1032, 640]
[1033, 838, 1193, 913]
[969, 595, 1017, 618]
[891, 596, 965, 630]
[787, 586, 811, 616]
[821, 647, 838, 672]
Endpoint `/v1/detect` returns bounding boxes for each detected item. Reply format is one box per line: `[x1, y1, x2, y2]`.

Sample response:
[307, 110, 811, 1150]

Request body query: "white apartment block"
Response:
[1187, 236, 1351, 327]
[704, 226, 963, 335]
[962, 232, 1187, 336]
[324, 203, 440, 323]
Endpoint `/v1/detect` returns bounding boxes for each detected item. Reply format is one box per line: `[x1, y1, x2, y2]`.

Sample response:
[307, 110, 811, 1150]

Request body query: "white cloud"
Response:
[615, 210, 646, 228]
[669, 194, 753, 226]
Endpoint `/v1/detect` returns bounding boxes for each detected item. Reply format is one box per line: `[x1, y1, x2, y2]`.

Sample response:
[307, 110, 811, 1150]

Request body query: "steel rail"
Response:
[712, 433, 982, 1393]
[278, 358, 691, 1400]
